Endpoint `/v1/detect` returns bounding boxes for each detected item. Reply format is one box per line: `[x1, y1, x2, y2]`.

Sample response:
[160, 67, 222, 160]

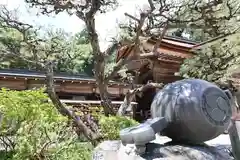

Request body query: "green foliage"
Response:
[104, 47, 119, 76]
[0, 7, 93, 75]
[0, 88, 63, 134]
[179, 33, 240, 83]
[0, 151, 14, 159]
[99, 116, 138, 140]
[117, 26, 135, 43]
[170, 0, 240, 41]
[48, 142, 93, 160]
[176, 0, 240, 84]
[52, 29, 94, 75]
[24, 0, 119, 15]
[0, 89, 92, 160]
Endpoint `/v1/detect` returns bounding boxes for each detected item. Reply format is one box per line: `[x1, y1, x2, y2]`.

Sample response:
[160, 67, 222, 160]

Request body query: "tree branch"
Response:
[45, 61, 99, 142]
[117, 82, 164, 116]
[105, 11, 149, 82]
[152, 22, 168, 54]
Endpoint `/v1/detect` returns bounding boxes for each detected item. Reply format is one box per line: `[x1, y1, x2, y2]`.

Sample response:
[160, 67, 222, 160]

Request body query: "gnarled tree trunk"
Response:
[85, 14, 115, 116]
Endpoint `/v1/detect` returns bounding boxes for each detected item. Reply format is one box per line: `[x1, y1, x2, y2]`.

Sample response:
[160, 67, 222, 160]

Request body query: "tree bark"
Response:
[117, 82, 164, 116]
[45, 62, 100, 143]
[84, 13, 115, 116]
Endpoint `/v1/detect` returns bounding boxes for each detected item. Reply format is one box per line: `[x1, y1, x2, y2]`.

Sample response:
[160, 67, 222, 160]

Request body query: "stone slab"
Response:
[93, 135, 233, 160]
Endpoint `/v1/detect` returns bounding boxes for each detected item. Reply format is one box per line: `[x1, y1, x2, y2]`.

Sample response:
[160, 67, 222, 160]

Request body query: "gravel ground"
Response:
[154, 134, 231, 145]
[206, 134, 231, 145]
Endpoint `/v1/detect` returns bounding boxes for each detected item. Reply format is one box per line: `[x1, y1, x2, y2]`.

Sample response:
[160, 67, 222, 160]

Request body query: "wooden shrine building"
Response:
[116, 36, 198, 84]
[0, 36, 199, 119]
[0, 36, 198, 98]
[0, 69, 135, 101]
[116, 36, 198, 120]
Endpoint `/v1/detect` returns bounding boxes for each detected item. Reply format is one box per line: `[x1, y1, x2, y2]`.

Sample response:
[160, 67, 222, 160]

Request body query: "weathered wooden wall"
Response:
[0, 77, 133, 97]
[0, 68, 141, 101]
[152, 60, 183, 83]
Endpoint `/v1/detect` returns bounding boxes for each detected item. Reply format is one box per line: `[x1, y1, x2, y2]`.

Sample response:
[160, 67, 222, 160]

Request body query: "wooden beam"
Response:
[157, 58, 182, 64]
[59, 99, 138, 105]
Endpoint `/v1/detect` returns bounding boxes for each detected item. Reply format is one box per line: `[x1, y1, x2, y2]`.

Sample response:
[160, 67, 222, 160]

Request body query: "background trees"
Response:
[178, 0, 240, 84]
[0, 6, 94, 75]
[179, 33, 240, 84]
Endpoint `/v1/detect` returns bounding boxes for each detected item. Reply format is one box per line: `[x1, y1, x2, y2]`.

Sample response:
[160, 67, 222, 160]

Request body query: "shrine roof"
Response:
[0, 69, 142, 87]
[116, 35, 199, 62]
[148, 36, 198, 49]
[0, 69, 94, 81]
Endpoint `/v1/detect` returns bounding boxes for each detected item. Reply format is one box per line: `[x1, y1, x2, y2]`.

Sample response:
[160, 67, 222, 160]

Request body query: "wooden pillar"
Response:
[229, 115, 240, 160]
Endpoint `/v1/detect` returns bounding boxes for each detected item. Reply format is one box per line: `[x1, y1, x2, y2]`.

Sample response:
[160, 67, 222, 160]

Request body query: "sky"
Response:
[1, 0, 148, 50]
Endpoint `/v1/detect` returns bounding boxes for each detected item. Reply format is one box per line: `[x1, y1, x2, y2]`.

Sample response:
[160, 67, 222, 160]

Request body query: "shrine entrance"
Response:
[133, 65, 156, 122]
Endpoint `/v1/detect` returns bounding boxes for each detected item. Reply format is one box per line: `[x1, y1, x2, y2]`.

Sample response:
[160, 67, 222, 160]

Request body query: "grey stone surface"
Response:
[92, 140, 121, 160]
[150, 79, 232, 143]
[120, 117, 167, 148]
[93, 135, 233, 160]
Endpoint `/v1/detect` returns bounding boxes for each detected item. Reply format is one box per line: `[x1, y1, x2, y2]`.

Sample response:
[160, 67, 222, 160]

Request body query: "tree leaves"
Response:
[179, 33, 240, 84]
[0, 7, 94, 75]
